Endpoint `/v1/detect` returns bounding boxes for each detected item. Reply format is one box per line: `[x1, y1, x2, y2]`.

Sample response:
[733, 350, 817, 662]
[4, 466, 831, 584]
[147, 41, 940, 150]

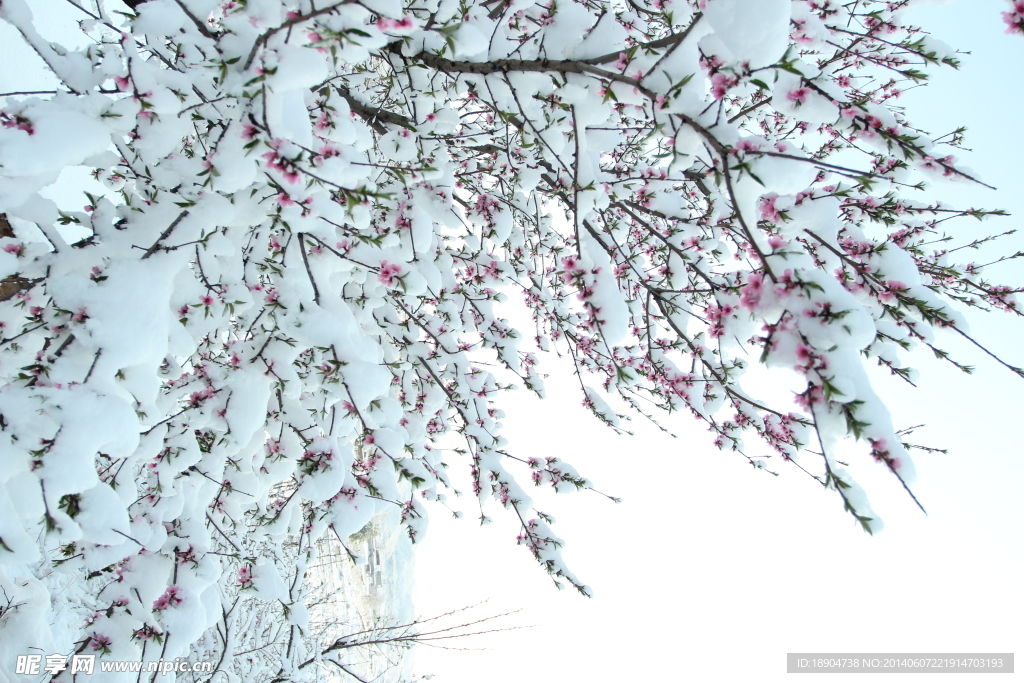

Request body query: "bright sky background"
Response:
[412, 2, 1024, 682]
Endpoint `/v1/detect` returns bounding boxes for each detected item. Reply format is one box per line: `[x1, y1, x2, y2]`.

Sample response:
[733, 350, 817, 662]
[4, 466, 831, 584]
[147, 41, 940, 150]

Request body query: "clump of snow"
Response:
[703, 0, 791, 67]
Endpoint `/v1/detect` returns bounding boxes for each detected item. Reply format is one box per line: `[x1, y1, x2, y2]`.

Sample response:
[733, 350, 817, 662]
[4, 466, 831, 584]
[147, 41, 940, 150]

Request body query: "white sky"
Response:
[412, 2, 1024, 682]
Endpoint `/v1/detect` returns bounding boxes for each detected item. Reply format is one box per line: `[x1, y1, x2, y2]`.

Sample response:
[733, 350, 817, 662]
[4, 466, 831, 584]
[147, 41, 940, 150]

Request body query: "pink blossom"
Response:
[733, 138, 762, 153]
[378, 260, 403, 287]
[759, 195, 781, 223]
[1002, 3, 1024, 34]
[3, 115, 35, 135]
[739, 272, 764, 311]
[378, 16, 415, 32]
[237, 566, 253, 587]
[795, 343, 812, 363]
[90, 633, 112, 652]
[793, 384, 824, 410]
[787, 88, 810, 105]
[187, 386, 216, 407]
[133, 625, 160, 641]
[710, 72, 737, 100]
[879, 280, 908, 303]
[792, 20, 815, 45]
[153, 585, 183, 611]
